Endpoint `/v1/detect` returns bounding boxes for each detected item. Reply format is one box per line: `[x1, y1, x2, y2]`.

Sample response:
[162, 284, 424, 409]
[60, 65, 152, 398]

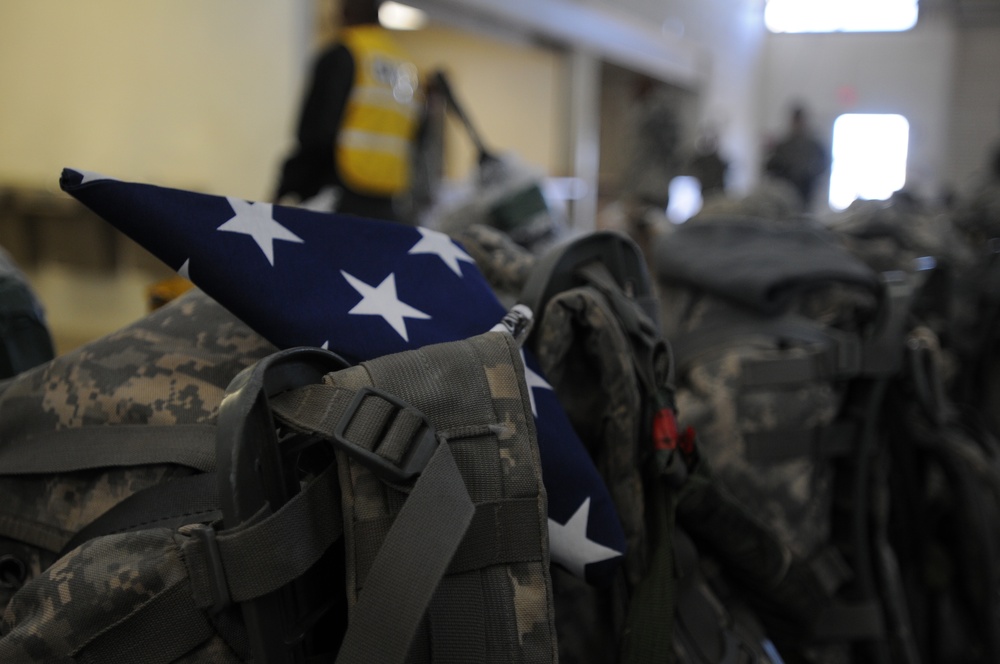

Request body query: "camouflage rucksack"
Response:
[881, 323, 1000, 664]
[823, 195, 977, 386]
[0, 288, 557, 662]
[463, 225, 787, 663]
[824, 198, 1000, 662]
[655, 215, 919, 663]
[0, 289, 276, 618]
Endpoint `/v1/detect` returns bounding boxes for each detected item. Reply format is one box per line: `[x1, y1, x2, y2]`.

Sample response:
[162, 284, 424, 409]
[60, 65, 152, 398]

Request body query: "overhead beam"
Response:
[406, 0, 704, 86]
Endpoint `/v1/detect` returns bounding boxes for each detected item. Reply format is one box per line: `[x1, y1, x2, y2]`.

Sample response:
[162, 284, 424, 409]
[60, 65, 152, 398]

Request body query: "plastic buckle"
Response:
[332, 387, 438, 483]
[192, 525, 231, 614]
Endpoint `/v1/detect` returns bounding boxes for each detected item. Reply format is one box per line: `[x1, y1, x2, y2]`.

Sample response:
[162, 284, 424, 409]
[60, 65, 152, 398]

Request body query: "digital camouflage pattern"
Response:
[0, 525, 243, 663]
[430, 156, 565, 254]
[1, 316, 556, 662]
[533, 288, 648, 584]
[823, 196, 978, 390]
[0, 289, 276, 610]
[654, 219, 882, 557]
[954, 180, 1000, 249]
[692, 175, 806, 225]
[661, 289, 848, 560]
[325, 330, 557, 662]
[824, 196, 975, 275]
[655, 219, 900, 663]
[532, 286, 651, 663]
[452, 223, 537, 308]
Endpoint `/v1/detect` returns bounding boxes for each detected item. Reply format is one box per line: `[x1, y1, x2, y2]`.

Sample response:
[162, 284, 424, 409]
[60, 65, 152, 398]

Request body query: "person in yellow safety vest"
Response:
[274, 0, 421, 223]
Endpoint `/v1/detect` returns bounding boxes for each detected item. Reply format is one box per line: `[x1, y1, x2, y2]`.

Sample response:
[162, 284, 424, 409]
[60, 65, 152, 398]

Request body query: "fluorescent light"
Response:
[765, 0, 918, 33]
[379, 2, 428, 31]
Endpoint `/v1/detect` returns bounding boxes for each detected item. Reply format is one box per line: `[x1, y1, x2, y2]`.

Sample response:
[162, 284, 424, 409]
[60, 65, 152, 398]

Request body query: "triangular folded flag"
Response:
[60, 168, 625, 585]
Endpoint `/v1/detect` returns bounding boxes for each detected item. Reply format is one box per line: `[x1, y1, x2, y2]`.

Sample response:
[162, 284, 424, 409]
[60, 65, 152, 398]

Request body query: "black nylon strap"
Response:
[811, 601, 886, 640]
[184, 462, 343, 608]
[61, 472, 220, 555]
[0, 424, 217, 474]
[75, 579, 216, 664]
[620, 479, 677, 663]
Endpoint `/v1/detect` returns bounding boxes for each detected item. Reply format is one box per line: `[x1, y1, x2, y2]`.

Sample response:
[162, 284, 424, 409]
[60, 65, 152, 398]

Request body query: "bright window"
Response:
[765, 0, 918, 33]
[667, 176, 703, 224]
[828, 114, 909, 211]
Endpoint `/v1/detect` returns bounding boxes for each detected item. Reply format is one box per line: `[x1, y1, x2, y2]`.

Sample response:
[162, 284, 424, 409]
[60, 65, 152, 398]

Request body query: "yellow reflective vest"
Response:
[336, 26, 420, 197]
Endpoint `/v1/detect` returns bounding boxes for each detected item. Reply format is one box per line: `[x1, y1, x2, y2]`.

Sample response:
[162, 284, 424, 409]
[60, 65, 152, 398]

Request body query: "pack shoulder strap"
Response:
[0, 423, 217, 474]
[72, 379, 474, 664]
[268, 383, 476, 664]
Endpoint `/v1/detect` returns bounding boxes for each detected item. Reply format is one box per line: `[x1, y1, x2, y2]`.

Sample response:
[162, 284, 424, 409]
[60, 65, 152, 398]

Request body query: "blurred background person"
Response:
[688, 128, 729, 201]
[763, 103, 830, 211]
[273, 0, 421, 222]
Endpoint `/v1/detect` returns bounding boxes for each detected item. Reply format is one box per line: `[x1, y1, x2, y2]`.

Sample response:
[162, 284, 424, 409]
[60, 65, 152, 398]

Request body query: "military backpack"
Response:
[655, 215, 919, 663]
[0, 288, 557, 663]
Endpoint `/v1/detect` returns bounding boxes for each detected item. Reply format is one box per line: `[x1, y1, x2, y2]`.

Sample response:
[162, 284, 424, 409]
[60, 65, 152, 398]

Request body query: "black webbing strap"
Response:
[811, 601, 886, 640]
[0, 423, 217, 474]
[61, 472, 220, 555]
[76, 579, 216, 664]
[669, 527, 748, 664]
[183, 461, 343, 609]
[620, 477, 677, 663]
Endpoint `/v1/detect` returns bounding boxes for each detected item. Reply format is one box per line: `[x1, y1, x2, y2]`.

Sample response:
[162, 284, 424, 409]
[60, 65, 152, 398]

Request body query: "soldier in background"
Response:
[688, 129, 728, 200]
[764, 104, 830, 211]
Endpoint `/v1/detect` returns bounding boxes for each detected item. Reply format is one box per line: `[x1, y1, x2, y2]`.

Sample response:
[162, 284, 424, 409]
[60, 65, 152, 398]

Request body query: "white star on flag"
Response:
[217, 197, 303, 266]
[547, 497, 623, 578]
[521, 350, 552, 418]
[178, 259, 190, 279]
[407, 227, 476, 277]
[341, 271, 430, 342]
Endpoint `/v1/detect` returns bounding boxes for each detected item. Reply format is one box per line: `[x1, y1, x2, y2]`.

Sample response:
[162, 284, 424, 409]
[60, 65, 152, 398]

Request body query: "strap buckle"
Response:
[332, 387, 438, 483]
[191, 524, 232, 614]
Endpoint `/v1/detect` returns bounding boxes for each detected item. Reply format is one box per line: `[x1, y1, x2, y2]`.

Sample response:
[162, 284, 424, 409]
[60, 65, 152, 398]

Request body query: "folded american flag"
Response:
[60, 168, 625, 585]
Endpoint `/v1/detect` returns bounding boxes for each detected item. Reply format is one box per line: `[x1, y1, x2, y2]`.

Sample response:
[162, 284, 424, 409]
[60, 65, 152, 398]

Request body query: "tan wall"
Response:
[0, 1, 311, 353]
[0, 1, 307, 201]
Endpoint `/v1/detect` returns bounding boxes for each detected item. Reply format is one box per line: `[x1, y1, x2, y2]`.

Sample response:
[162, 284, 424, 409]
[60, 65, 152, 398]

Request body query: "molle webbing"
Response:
[671, 318, 864, 386]
[319, 331, 555, 663]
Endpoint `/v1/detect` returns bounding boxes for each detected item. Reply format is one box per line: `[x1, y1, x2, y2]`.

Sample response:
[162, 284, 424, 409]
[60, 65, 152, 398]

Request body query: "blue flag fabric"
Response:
[59, 168, 625, 585]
